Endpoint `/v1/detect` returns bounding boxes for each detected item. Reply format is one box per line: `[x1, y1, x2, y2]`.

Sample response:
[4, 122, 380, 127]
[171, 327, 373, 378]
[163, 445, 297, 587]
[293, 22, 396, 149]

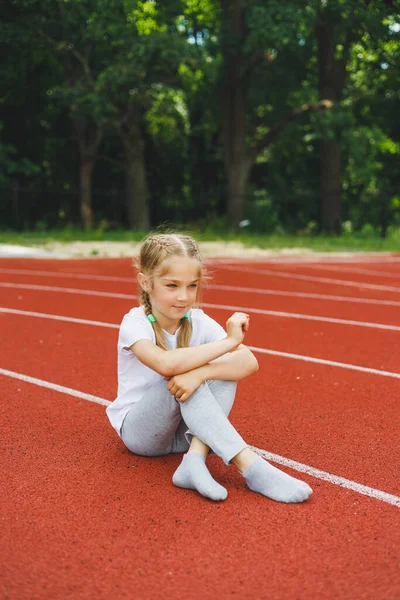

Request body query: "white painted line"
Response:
[1, 366, 398, 507]
[0, 281, 135, 299]
[0, 307, 119, 329]
[316, 256, 400, 264]
[3, 280, 399, 308]
[2, 283, 399, 331]
[0, 368, 110, 406]
[211, 255, 400, 265]
[249, 446, 400, 508]
[208, 284, 400, 307]
[0, 267, 132, 282]
[293, 263, 400, 279]
[2, 265, 400, 294]
[220, 265, 400, 293]
[247, 346, 400, 379]
[202, 302, 400, 332]
[1, 306, 400, 379]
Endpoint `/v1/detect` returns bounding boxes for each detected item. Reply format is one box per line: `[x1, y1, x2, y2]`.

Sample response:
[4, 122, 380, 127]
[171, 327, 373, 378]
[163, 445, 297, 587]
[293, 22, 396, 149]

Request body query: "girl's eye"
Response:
[167, 284, 176, 288]
[189, 284, 198, 289]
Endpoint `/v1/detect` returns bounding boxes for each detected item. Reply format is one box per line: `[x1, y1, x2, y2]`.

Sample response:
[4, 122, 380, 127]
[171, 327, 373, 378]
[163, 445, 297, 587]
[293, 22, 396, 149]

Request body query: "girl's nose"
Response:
[177, 288, 188, 301]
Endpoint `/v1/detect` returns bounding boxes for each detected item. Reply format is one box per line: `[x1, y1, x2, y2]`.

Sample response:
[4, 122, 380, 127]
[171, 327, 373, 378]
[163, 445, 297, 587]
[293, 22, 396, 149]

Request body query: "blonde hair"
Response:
[137, 233, 205, 350]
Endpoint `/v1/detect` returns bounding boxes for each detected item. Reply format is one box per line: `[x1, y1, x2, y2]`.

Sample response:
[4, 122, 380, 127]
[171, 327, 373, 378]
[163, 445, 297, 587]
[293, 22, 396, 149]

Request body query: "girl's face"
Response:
[140, 256, 201, 332]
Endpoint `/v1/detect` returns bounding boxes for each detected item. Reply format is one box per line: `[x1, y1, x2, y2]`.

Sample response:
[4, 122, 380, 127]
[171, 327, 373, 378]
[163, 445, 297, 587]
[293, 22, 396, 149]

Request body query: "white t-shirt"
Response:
[106, 306, 227, 435]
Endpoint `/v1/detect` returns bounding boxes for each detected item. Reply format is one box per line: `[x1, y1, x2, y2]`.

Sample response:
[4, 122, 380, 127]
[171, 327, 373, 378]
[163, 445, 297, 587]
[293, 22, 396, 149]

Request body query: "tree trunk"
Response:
[319, 138, 341, 233]
[121, 118, 150, 231]
[226, 159, 252, 226]
[316, 13, 351, 234]
[189, 109, 210, 220]
[80, 158, 95, 231]
[72, 115, 103, 231]
[12, 179, 20, 230]
[221, 0, 249, 229]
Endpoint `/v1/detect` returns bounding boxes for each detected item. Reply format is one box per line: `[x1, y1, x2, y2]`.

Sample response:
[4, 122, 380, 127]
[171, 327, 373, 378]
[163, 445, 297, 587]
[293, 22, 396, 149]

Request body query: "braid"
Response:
[140, 289, 152, 317]
[177, 317, 192, 348]
[139, 288, 168, 351]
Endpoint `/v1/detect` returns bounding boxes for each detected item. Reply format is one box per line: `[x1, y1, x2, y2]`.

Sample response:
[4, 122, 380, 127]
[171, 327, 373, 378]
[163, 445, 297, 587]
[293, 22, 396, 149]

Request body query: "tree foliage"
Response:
[0, 0, 399, 234]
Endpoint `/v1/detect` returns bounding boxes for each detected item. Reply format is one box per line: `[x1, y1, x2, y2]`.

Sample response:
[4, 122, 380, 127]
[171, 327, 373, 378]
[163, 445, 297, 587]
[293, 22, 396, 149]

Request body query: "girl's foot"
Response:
[172, 453, 228, 501]
[243, 456, 312, 503]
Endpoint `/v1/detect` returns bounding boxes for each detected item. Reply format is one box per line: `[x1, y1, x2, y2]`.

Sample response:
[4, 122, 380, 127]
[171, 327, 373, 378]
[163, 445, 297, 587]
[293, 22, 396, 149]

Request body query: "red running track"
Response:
[1, 256, 400, 600]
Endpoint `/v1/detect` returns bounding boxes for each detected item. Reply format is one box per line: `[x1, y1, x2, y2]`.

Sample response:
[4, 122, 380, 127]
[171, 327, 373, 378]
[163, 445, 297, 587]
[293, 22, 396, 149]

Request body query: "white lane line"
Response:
[314, 256, 400, 264]
[1, 307, 400, 379]
[212, 255, 400, 265]
[0, 268, 132, 282]
[1, 367, 398, 507]
[0, 368, 110, 406]
[247, 347, 400, 380]
[2, 284, 400, 331]
[3, 280, 400, 308]
[203, 302, 400, 332]
[2, 265, 400, 293]
[219, 265, 400, 293]
[249, 446, 400, 508]
[208, 284, 400, 307]
[292, 263, 400, 279]
[0, 307, 119, 329]
[0, 281, 135, 299]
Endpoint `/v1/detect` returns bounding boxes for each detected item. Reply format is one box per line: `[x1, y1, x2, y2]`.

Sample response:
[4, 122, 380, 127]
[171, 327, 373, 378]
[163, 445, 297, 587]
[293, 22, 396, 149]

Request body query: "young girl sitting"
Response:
[106, 233, 312, 503]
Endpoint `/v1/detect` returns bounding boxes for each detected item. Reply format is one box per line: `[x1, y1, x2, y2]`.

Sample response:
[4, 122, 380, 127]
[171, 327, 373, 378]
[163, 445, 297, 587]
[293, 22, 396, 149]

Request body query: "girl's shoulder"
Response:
[189, 308, 208, 322]
[124, 305, 146, 320]
[189, 308, 226, 343]
[121, 305, 149, 327]
[118, 305, 155, 348]
[189, 308, 222, 328]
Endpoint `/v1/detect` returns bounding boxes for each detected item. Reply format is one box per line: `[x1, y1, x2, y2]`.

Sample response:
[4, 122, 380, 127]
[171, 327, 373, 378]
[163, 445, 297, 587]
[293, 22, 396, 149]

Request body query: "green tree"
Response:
[98, 0, 186, 228]
[6, 0, 111, 230]
[77, 0, 190, 230]
[313, 0, 398, 233]
[219, 0, 331, 229]
[343, 12, 400, 236]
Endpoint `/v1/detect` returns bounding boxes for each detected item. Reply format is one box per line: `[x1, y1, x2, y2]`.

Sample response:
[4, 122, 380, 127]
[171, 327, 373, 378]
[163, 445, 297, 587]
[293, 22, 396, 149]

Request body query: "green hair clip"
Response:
[147, 312, 189, 323]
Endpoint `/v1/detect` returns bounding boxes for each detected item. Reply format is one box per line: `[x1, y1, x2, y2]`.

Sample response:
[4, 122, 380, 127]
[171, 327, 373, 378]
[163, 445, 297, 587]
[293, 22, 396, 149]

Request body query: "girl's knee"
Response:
[207, 379, 237, 395]
[121, 436, 170, 457]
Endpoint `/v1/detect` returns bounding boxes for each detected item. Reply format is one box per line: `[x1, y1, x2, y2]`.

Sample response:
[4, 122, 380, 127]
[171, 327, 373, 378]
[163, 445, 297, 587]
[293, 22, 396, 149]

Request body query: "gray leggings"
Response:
[121, 379, 247, 465]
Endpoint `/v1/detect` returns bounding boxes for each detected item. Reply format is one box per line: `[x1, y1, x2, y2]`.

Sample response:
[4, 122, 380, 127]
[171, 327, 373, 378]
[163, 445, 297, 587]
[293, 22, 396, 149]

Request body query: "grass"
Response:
[0, 227, 399, 253]
[235, 233, 400, 252]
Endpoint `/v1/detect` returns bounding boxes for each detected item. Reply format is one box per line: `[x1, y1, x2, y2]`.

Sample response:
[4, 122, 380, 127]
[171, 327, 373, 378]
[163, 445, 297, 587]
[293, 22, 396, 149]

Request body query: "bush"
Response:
[245, 188, 280, 234]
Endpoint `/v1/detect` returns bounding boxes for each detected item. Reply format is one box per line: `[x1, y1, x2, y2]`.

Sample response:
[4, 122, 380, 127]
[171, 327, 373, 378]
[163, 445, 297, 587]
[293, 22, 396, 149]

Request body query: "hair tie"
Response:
[147, 312, 188, 323]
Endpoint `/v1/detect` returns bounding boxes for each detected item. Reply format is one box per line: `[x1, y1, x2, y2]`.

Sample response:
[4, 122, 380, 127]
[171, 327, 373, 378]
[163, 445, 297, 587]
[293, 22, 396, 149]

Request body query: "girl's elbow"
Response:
[250, 355, 259, 374]
[240, 349, 258, 377]
[160, 363, 174, 378]
[159, 366, 171, 378]
[155, 356, 173, 378]
[159, 356, 178, 378]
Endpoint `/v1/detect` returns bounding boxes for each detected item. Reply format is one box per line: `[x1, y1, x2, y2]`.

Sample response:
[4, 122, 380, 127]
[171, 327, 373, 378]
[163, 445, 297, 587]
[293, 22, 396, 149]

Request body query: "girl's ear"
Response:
[137, 272, 148, 291]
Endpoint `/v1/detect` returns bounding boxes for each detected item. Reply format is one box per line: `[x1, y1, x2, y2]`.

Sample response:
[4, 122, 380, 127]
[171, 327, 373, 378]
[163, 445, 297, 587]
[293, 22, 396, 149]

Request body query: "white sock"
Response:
[243, 456, 312, 503]
[172, 453, 228, 501]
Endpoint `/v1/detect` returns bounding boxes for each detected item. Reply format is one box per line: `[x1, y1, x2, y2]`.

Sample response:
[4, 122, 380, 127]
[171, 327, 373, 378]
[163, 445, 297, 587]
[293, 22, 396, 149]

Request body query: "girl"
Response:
[106, 233, 312, 503]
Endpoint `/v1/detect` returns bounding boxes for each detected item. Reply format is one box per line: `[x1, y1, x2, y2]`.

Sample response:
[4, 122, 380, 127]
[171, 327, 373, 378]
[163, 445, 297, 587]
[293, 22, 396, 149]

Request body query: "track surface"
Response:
[1, 255, 400, 600]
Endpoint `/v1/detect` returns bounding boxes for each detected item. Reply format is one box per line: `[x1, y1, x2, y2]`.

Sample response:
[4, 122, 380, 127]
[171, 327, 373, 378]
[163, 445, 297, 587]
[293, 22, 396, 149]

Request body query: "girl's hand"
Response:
[165, 370, 204, 403]
[226, 312, 250, 346]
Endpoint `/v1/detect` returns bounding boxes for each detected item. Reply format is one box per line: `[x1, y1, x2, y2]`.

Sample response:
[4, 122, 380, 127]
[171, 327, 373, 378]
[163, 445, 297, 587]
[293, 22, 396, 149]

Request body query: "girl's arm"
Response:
[165, 345, 258, 402]
[194, 344, 258, 382]
[131, 312, 249, 377]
